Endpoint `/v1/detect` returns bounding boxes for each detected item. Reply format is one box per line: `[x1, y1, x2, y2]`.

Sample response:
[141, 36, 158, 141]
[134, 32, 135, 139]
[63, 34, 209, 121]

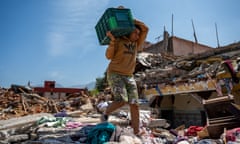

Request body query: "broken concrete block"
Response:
[148, 118, 167, 128]
[6, 134, 29, 143]
[0, 113, 54, 130]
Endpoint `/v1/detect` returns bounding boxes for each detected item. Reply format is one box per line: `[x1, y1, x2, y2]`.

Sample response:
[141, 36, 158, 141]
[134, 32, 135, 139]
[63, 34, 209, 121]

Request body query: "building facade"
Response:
[33, 81, 88, 100]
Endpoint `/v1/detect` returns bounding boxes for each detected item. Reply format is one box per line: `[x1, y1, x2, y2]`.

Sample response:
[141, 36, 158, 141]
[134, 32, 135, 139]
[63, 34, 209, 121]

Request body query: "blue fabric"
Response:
[155, 85, 163, 96]
[87, 122, 115, 144]
[223, 78, 232, 94]
[54, 110, 68, 117]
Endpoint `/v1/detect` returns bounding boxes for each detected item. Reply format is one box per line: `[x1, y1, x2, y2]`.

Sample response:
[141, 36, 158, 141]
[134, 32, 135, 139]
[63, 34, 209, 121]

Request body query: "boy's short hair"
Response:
[135, 24, 141, 31]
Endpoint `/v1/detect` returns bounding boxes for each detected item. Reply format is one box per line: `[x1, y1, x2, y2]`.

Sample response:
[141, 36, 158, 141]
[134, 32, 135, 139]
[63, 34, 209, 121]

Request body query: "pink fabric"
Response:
[226, 127, 240, 142]
[66, 121, 84, 129]
[224, 60, 235, 74]
[185, 126, 203, 136]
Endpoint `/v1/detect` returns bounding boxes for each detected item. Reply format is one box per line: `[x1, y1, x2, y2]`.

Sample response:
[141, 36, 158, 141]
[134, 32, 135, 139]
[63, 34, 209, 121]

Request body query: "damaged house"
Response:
[33, 81, 88, 100]
[135, 31, 240, 138]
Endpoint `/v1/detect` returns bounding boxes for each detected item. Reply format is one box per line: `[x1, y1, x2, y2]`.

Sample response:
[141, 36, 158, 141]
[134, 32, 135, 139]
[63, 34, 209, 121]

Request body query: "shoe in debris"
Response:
[100, 114, 108, 122]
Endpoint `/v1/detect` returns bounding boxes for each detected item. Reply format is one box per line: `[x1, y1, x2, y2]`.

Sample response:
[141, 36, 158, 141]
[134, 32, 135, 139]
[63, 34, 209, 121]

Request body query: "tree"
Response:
[95, 72, 108, 92]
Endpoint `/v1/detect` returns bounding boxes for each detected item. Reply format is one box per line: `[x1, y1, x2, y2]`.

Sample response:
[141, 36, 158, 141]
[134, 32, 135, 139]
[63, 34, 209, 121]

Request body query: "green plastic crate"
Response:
[95, 8, 135, 45]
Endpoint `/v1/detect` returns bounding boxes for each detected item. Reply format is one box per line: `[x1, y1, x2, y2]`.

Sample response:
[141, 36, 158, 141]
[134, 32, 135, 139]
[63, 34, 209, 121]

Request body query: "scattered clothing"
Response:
[185, 126, 203, 136]
[37, 116, 69, 128]
[87, 122, 116, 144]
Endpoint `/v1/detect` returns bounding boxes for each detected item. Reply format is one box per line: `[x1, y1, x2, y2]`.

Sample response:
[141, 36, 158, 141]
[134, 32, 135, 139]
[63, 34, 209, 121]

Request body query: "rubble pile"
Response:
[0, 87, 96, 120]
[1, 108, 239, 144]
[0, 86, 240, 143]
[135, 52, 186, 87]
[0, 87, 51, 120]
[0, 43, 240, 143]
[135, 43, 240, 89]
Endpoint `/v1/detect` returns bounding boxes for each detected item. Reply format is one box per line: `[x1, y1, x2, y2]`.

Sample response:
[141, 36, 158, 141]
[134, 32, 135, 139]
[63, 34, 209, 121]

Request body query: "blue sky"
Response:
[1, 0, 239, 88]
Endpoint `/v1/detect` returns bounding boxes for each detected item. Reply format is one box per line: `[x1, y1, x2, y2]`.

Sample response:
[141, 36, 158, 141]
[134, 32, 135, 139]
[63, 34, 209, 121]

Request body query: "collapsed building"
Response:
[0, 28, 239, 143]
[135, 31, 240, 138]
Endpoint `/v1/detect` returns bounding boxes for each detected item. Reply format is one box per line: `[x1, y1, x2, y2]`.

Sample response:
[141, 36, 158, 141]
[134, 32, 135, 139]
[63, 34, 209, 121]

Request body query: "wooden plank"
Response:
[202, 96, 233, 104]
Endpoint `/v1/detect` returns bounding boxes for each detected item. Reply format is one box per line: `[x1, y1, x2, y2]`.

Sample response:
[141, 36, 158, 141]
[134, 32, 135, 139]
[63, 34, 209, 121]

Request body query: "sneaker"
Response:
[100, 114, 108, 122]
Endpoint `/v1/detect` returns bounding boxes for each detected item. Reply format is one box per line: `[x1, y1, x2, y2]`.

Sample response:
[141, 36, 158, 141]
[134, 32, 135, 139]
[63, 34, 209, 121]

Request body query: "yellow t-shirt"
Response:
[106, 37, 139, 75]
[105, 19, 149, 76]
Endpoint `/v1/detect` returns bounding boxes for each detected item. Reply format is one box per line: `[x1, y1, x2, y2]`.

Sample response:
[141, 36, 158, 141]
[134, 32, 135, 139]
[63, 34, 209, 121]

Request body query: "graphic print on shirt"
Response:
[123, 43, 136, 55]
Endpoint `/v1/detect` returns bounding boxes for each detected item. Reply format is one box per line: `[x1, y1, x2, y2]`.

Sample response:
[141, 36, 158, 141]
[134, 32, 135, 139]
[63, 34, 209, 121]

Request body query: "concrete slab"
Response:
[0, 113, 53, 130]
